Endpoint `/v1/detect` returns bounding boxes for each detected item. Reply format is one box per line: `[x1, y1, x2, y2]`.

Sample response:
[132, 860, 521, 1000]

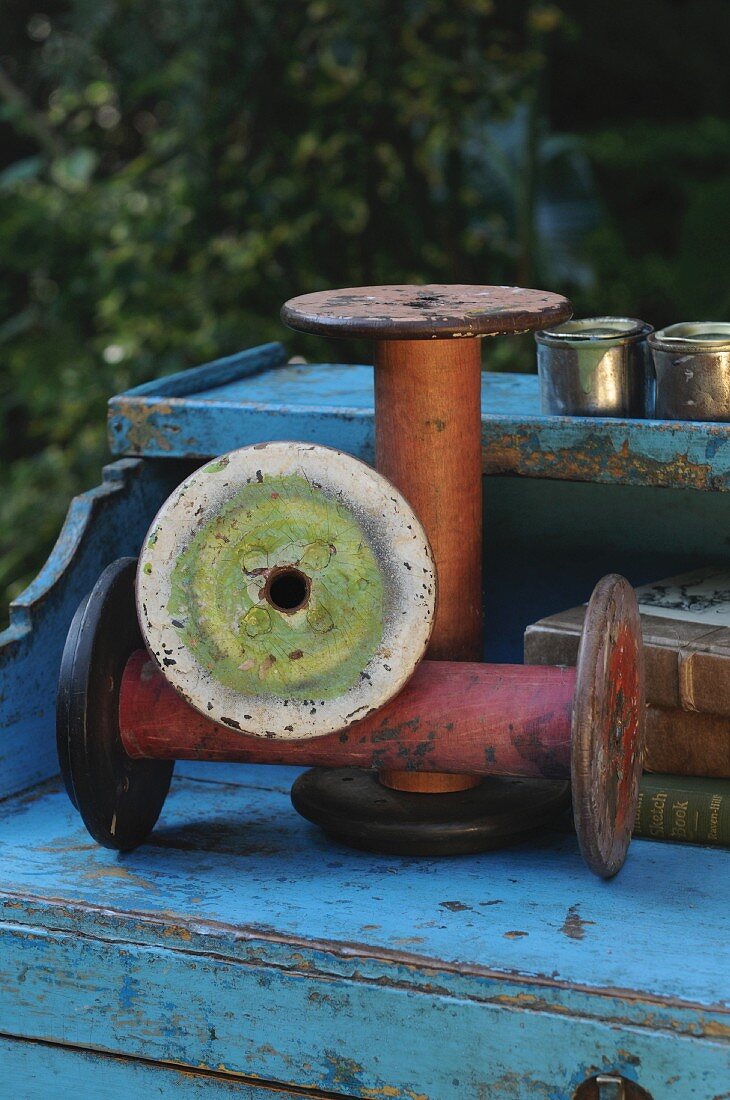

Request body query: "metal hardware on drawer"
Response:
[573, 1074, 654, 1100]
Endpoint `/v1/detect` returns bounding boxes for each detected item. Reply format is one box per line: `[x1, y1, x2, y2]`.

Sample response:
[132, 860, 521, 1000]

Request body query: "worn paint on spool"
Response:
[166, 472, 385, 701]
[571, 574, 645, 878]
[137, 442, 436, 740]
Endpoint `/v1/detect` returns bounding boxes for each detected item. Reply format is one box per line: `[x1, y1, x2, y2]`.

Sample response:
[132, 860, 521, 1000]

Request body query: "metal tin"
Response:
[649, 322, 730, 421]
[536, 317, 654, 417]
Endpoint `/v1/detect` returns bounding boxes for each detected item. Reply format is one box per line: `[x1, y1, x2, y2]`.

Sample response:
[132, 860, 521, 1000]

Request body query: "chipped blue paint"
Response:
[0, 1036, 322, 1097]
[118, 973, 138, 1012]
[17, 920, 718, 1100]
[3, 347, 730, 1096]
[0, 771, 728, 1097]
[108, 350, 730, 491]
[0, 458, 193, 800]
[121, 342, 287, 398]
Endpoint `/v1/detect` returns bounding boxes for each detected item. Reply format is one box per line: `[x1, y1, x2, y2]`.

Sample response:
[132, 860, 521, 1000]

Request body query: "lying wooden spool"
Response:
[57, 560, 644, 877]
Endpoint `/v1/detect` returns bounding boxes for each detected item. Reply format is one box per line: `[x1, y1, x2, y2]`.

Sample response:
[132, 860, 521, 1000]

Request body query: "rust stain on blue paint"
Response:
[485, 427, 725, 491]
[560, 905, 595, 941]
[115, 399, 175, 454]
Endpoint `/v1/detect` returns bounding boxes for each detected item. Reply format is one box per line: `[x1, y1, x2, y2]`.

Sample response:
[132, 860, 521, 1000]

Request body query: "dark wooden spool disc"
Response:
[56, 557, 173, 851]
[290, 768, 570, 856]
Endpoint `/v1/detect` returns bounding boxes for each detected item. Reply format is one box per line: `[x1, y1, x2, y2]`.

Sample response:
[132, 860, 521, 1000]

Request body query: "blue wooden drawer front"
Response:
[0, 1037, 324, 1099]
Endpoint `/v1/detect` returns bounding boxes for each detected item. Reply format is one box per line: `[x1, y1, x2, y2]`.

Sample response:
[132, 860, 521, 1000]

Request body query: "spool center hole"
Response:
[265, 567, 311, 614]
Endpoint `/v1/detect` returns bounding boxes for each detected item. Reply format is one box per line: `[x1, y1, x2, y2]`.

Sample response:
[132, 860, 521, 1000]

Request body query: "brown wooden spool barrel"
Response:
[281, 284, 573, 794]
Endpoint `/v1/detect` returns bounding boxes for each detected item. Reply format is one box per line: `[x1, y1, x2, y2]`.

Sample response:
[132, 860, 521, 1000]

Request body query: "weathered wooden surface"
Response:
[58, 558, 174, 852]
[281, 285, 571, 340]
[108, 355, 730, 492]
[121, 650, 577, 775]
[0, 458, 192, 801]
[0, 1036, 331, 1098]
[374, 339, 483, 667]
[374, 339, 483, 792]
[571, 575, 645, 878]
[109, 341, 287, 451]
[0, 767, 727, 1098]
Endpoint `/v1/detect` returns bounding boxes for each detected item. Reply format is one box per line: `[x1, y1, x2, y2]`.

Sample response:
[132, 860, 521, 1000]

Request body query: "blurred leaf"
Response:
[0, 0, 727, 621]
[0, 155, 42, 189]
[50, 147, 98, 190]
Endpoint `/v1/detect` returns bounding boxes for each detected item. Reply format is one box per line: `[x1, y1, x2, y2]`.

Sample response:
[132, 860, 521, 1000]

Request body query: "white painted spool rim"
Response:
[136, 441, 436, 740]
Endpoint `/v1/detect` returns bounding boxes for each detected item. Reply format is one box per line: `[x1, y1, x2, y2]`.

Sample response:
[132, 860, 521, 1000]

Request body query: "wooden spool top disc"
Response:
[137, 442, 436, 740]
[281, 284, 572, 341]
[572, 574, 646, 878]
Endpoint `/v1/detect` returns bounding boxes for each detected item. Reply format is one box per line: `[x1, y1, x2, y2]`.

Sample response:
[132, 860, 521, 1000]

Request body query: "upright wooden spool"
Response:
[282, 285, 572, 805]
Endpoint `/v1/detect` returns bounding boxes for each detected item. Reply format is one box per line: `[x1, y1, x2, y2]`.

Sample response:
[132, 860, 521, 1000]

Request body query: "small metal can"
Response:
[649, 322, 730, 421]
[535, 317, 654, 417]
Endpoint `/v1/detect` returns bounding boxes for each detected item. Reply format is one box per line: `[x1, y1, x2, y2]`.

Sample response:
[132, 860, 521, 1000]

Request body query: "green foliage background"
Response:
[1, 0, 729, 611]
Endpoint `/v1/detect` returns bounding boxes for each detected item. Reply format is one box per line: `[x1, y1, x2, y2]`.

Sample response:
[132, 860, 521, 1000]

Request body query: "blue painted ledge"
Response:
[1, 764, 728, 1098]
[108, 346, 730, 491]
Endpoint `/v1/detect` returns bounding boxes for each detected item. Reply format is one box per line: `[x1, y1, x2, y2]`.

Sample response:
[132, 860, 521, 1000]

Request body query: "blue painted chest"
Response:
[0, 343, 728, 1098]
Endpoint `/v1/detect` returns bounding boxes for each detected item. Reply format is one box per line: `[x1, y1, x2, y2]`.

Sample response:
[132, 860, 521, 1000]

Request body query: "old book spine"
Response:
[644, 707, 729, 778]
[524, 620, 681, 709]
[679, 644, 730, 717]
[525, 628, 729, 777]
[633, 774, 730, 847]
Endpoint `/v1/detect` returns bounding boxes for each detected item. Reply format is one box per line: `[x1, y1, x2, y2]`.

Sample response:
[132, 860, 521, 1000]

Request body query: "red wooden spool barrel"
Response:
[121, 651, 578, 778]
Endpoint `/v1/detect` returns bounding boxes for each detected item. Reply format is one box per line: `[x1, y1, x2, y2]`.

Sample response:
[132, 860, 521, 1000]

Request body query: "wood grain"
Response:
[571, 575, 645, 878]
[120, 649, 577, 779]
[374, 338, 483, 791]
[281, 284, 571, 340]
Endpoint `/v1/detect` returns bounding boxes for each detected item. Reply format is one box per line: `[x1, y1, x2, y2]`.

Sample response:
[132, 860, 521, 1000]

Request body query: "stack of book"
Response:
[525, 566, 730, 848]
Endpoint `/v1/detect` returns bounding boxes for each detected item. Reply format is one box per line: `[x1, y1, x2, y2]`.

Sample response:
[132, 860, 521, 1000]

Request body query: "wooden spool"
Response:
[136, 441, 435, 740]
[282, 285, 572, 813]
[58, 562, 644, 876]
[56, 558, 173, 851]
